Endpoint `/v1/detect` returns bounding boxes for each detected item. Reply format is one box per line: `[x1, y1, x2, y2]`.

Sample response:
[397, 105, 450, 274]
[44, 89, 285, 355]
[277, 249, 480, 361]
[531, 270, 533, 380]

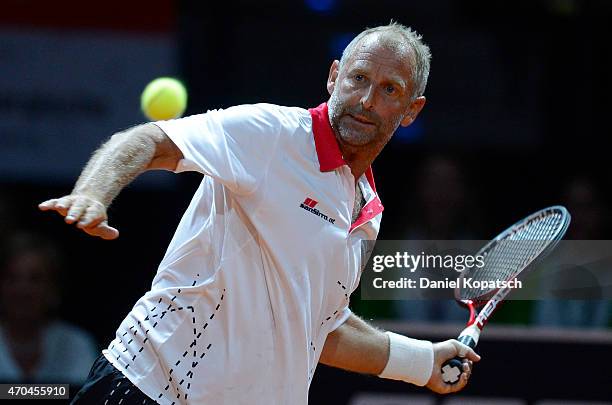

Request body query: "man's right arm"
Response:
[38, 123, 182, 240]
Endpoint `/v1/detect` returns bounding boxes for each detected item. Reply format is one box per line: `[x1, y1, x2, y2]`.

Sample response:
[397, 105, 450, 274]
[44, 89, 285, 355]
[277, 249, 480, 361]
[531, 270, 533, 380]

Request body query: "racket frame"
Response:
[441, 206, 571, 383]
[457, 205, 571, 334]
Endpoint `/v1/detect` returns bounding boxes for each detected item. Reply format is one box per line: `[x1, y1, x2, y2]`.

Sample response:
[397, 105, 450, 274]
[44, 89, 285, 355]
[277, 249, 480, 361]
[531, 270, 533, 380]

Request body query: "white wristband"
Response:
[378, 331, 434, 386]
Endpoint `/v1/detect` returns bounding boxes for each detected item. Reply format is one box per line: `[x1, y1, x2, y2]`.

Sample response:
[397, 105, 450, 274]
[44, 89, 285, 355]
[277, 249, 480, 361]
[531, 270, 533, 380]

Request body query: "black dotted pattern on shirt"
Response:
[308, 340, 317, 383]
[102, 376, 158, 405]
[309, 280, 351, 382]
[318, 281, 349, 328]
[110, 285, 225, 405]
[155, 289, 225, 403]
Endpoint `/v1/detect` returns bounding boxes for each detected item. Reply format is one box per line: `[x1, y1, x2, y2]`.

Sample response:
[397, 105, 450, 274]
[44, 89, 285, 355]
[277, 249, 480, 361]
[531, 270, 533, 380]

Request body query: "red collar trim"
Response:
[350, 166, 384, 232]
[308, 102, 384, 230]
[308, 103, 346, 172]
[364, 166, 377, 193]
[350, 195, 384, 232]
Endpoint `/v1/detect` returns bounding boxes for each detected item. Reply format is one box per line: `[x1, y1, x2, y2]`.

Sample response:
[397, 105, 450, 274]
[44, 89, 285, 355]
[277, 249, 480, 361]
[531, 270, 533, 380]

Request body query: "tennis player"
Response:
[40, 22, 480, 404]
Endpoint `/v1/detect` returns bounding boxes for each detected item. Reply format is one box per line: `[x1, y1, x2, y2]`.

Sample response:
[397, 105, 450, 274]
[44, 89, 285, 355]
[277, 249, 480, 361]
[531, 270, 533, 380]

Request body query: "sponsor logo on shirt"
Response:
[300, 197, 336, 224]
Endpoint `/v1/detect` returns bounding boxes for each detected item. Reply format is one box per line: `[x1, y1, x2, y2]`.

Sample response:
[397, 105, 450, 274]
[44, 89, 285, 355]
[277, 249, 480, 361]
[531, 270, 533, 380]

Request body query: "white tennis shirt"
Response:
[103, 103, 384, 404]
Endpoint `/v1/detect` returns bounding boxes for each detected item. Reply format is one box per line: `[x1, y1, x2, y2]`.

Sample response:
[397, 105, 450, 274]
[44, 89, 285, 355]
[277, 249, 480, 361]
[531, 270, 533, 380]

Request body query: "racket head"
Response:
[455, 205, 571, 305]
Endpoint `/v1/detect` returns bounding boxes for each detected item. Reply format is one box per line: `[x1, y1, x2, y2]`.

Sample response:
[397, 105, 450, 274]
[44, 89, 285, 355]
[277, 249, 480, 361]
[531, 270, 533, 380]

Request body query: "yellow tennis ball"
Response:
[140, 77, 188, 121]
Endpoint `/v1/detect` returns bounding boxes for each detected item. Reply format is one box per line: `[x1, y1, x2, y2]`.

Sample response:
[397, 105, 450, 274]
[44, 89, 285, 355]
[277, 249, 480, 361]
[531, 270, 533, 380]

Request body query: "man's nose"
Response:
[360, 85, 376, 110]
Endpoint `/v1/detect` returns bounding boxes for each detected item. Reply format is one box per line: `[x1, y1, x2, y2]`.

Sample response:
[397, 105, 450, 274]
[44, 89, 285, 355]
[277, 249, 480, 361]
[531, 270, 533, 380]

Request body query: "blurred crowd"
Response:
[0, 229, 97, 385]
[384, 155, 611, 327]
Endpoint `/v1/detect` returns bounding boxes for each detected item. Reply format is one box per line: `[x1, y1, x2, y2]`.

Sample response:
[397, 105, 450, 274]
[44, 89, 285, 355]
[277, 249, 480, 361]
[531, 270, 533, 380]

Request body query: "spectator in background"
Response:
[394, 155, 481, 323]
[403, 155, 476, 240]
[533, 176, 611, 328]
[0, 232, 98, 384]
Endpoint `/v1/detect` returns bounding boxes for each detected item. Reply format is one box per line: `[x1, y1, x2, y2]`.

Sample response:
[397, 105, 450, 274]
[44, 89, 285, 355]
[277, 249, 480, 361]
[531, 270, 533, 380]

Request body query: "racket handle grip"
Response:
[440, 335, 477, 384]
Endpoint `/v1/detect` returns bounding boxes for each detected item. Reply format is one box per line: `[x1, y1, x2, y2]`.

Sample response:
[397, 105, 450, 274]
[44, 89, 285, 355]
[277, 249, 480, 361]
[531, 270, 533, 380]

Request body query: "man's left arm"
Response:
[319, 313, 480, 394]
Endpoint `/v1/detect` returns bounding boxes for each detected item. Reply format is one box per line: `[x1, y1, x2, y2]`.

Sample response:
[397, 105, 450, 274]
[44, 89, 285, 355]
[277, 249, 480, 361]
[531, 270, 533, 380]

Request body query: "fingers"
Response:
[39, 195, 118, 240]
[455, 370, 470, 391]
[76, 204, 106, 229]
[65, 200, 88, 224]
[450, 340, 481, 362]
[428, 340, 479, 395]
[39, 196, 74, 216]
[447, 359, 473, 392]
[444, 357, 473, 393]
[83, 222, 120, 240]
[462, 359, 473, 379]
[428, 368, 470, 394]
[438, 360, 472, 394]
[448, 371, 469, 393]
[39, 197, 72, 216]
[38, 199, 59, 211]
[465, 347, 481, 362]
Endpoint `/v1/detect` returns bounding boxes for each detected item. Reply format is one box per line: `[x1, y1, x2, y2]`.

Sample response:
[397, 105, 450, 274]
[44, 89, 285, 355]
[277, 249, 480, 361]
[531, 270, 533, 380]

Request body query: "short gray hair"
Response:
[339, 21, 431, 99]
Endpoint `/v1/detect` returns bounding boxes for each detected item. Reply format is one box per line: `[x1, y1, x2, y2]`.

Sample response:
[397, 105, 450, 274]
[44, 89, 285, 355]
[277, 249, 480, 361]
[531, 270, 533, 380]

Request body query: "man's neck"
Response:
[342, 150, 373, 180]
[336, 138, 383, 180]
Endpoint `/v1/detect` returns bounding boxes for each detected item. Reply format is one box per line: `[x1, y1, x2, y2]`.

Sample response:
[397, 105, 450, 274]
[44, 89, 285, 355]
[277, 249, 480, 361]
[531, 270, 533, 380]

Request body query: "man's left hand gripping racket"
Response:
[441, 206, 571, 384]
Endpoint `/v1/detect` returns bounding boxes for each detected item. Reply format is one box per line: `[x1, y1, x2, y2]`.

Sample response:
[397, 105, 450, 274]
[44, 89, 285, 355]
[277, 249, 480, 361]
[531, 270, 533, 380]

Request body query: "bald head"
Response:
[339, 22, 431, 99]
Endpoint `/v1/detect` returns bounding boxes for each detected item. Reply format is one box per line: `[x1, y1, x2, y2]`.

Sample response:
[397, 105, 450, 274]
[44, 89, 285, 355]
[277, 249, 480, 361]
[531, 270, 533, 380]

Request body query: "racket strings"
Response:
[459, 210, 566, 300]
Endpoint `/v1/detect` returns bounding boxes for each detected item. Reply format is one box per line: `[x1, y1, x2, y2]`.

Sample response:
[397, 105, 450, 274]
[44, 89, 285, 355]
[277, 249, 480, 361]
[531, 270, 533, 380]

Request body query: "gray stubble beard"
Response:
[328, 92, 404, 149]
[328, 92, 376, 147]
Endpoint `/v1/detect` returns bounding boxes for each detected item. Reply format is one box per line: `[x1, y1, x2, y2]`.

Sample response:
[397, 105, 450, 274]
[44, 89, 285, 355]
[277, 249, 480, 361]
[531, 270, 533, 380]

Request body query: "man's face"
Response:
[327, 33, 425, 149]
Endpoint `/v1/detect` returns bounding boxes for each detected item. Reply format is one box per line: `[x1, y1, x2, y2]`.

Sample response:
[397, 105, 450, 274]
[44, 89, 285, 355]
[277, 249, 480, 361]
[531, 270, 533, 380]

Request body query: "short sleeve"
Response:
[155, 103, 282, 194]
[329, 306, 352, 332]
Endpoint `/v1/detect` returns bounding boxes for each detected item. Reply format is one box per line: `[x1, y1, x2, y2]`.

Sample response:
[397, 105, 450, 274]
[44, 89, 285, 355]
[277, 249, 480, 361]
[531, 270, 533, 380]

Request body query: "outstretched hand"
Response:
[426, 339, 481, 394]
[39, 195, 119, 240]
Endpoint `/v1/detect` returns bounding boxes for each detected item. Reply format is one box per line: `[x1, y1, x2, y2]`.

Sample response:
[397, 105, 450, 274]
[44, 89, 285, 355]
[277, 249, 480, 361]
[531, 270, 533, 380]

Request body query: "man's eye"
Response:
[354, 74, 364, 82]
[385, 85, 396, 94]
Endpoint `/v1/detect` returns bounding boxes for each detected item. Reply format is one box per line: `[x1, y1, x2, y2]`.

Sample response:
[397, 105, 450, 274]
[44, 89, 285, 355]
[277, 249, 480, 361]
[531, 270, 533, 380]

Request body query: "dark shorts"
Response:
[71, 354, 157, 404]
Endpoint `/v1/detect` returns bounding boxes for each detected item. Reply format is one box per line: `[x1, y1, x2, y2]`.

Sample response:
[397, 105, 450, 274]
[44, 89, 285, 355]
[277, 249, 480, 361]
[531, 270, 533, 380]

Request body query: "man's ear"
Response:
[327, 60, 340, 96]
[400, 96, 426, 127]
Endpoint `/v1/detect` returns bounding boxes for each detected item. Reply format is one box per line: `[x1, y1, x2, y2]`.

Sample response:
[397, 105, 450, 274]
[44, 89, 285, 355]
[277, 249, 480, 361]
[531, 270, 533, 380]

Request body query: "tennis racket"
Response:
[440, 205, 571, 384]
